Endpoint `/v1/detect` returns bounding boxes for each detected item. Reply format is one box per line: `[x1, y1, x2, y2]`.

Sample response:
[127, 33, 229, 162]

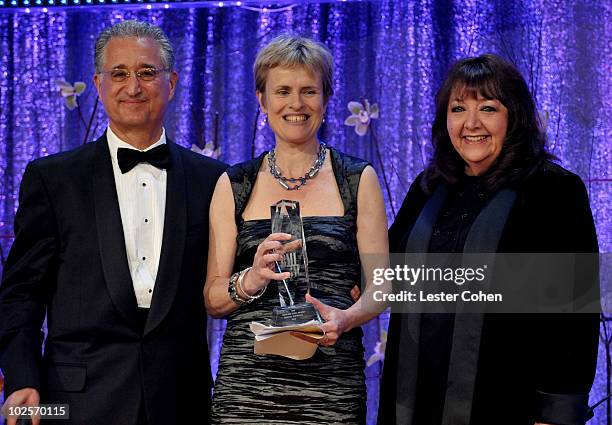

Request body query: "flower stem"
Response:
[251, 108, 260, 159]
[76, 104, 87, 129]
[371, 126, 396, 216]
[213, 111, 219, 151]
[82, 96, 98, 145]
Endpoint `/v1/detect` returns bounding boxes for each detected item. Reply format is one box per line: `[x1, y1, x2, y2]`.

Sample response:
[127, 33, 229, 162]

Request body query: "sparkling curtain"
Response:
[0, 1, 610, 423]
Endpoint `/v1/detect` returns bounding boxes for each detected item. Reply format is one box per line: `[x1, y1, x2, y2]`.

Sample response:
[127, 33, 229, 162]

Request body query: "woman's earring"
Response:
[262, 113, 268, 124]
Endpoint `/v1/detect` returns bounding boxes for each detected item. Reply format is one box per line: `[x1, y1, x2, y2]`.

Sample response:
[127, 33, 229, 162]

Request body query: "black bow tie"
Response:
[117, 144, 171, 174]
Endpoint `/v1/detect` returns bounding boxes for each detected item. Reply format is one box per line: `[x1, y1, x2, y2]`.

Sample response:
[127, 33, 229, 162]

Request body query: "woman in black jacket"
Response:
[379, 54, 599, 425]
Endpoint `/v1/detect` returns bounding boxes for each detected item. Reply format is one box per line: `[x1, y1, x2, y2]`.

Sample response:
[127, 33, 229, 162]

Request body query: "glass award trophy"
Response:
[270, 200, 320, 326]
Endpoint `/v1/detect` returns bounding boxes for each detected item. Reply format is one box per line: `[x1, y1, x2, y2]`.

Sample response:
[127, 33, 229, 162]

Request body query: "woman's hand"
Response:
[306, 293, 352, 346]
[241, 233, 292, 296]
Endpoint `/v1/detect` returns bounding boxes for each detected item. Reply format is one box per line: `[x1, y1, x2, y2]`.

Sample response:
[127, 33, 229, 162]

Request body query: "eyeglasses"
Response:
[99, 68, 170, 83]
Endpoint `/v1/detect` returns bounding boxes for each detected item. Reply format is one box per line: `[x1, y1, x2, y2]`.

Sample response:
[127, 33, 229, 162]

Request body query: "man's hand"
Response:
[1, 387, 41, 425]
[350, 285, 361, 302]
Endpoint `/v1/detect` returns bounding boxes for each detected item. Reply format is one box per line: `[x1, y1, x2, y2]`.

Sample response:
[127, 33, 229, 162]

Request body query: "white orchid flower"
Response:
[55, 80, 86, 110]
[191, 141, 221, 159]
[366, 329, 387, 367]
[344, 99, 380, 136]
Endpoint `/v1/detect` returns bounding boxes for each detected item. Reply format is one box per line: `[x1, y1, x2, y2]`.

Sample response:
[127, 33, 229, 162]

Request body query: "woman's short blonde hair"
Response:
[254, 35, 334, 102]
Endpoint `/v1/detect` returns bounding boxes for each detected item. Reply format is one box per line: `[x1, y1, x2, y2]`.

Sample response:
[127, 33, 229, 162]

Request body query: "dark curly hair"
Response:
[422, 54, 553, 193]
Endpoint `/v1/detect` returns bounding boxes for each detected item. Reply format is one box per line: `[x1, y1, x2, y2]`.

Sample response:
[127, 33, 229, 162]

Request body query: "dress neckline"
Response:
[241, 215, 350, 224]
[239, 146, 348, 223]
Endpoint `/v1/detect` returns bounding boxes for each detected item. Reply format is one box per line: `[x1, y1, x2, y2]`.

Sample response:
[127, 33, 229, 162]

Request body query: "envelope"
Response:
[253, 331, 325, 360]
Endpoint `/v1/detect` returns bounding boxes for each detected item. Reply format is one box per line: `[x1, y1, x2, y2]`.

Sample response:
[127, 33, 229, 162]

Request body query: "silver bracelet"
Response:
[228, 271, 248, 306]
[237, 267, 267, 301]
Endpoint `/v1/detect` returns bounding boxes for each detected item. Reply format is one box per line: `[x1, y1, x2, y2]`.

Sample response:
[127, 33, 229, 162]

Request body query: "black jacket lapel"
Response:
[93, 135, 140, 328]
[145, 142, 186, 335]
[442, 188, 517, 425]
[394, 184, 448, 425]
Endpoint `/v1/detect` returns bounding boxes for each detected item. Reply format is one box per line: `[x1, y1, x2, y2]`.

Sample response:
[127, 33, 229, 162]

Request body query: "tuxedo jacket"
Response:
[0, 134, 227, 425]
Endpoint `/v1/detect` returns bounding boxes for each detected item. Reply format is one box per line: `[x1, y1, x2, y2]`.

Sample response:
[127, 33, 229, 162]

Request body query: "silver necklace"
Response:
[267, 142, 327, 191]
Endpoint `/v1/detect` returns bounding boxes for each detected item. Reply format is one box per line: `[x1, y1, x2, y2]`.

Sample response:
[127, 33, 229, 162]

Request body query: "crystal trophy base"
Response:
[271, 302, 318, 327]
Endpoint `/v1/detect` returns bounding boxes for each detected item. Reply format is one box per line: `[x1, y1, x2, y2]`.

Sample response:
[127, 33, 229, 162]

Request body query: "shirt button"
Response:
[142, 257, 146, 261]
[148, 289, 152, 294]
[144, 219, 149, 223]
[142, 182, 147, 187]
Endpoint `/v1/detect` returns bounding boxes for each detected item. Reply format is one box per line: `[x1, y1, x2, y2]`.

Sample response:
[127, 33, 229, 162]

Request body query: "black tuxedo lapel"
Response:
[93, 135, 140, 329]
[145, 141, 186, 335]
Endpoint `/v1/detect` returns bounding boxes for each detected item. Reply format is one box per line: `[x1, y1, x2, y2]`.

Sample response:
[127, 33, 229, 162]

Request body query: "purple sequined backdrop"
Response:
[0, 1, 610, 423]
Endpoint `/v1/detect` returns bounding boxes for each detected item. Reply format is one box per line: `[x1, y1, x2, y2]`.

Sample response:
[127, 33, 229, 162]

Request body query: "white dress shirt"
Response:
[106, 126, 167, 308]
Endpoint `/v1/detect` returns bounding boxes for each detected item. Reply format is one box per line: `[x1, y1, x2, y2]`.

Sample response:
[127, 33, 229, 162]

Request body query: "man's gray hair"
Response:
[94, 20, 175, 73]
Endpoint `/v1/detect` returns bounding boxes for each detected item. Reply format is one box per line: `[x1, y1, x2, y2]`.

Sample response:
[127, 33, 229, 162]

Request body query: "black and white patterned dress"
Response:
[211, 148, 368, 425]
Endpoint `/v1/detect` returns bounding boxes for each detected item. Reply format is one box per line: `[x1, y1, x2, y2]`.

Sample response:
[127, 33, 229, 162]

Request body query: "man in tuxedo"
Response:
[0, 20, 225, 424]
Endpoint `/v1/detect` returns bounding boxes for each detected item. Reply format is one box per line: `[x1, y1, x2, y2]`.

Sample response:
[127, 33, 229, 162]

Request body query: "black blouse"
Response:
[415, 175, 490, 425]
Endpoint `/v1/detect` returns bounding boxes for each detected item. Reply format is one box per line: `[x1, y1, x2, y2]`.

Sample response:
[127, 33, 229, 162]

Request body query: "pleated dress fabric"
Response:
[210, 148, 368, 425]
